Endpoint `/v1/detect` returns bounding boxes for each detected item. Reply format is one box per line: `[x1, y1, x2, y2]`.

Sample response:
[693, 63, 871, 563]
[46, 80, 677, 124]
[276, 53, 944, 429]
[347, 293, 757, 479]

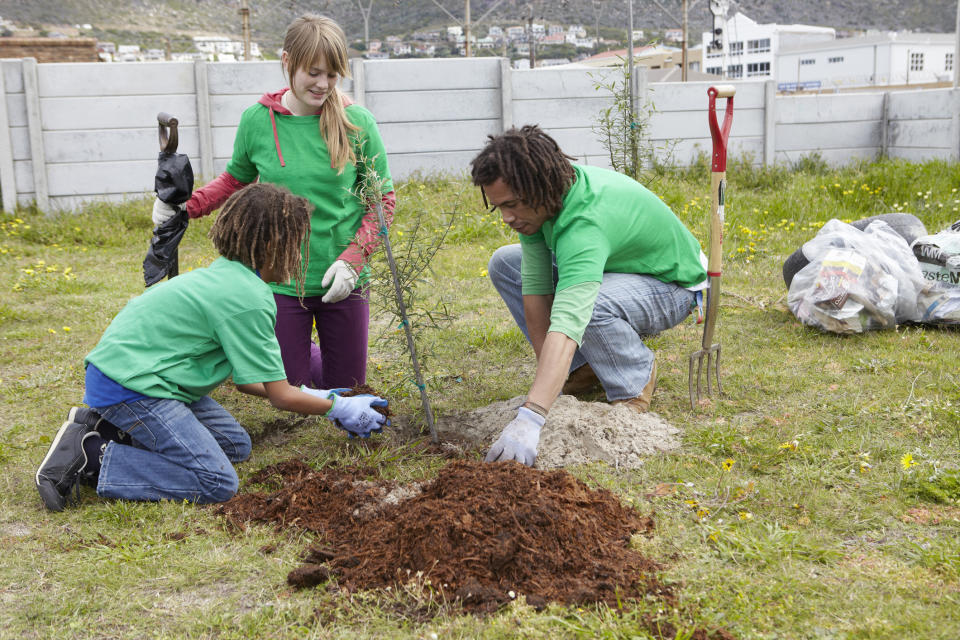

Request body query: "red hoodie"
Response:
[185, 88, 396, 273]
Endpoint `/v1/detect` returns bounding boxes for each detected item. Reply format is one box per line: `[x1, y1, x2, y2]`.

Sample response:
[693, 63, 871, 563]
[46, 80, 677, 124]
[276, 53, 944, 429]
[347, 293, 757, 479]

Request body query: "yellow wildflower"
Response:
[721, 458, 735, 471]
[901, 453, 918, 470]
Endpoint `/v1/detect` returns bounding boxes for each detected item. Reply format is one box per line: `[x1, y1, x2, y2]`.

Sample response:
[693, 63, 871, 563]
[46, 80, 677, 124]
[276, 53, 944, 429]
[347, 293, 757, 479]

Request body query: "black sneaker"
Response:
[35, 421, 92, 511]
[68, 406, 129, 445]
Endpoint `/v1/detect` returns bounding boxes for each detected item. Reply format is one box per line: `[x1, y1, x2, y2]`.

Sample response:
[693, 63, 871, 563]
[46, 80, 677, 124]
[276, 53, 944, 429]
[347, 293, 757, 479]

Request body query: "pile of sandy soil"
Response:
[436, 394, 681, 469]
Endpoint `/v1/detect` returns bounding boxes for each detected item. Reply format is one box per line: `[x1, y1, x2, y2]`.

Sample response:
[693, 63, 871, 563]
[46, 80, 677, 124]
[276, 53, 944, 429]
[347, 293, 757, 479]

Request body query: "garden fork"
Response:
[689, 85, 735, 410]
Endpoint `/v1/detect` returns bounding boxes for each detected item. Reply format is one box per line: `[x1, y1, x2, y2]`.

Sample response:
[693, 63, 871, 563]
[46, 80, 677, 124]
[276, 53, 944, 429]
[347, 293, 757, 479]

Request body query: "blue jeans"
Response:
[488, 244, 696, 401]
[91, 395, 250, 504]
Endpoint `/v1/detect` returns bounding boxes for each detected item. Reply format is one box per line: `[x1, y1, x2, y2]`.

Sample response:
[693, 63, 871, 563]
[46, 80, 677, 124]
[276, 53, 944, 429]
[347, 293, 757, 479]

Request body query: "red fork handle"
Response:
[708, 85, 735, 172]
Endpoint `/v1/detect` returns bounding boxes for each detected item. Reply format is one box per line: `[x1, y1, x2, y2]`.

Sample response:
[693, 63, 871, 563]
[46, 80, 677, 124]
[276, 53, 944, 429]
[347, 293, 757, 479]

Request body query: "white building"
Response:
[777, 32, 956, 90]
[702, 12, 834, 80]
[505, 26, 525, 41]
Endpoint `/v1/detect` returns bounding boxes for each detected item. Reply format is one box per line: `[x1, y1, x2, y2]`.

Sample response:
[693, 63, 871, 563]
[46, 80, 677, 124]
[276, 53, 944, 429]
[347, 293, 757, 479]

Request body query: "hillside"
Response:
[0, 0, 955, 52]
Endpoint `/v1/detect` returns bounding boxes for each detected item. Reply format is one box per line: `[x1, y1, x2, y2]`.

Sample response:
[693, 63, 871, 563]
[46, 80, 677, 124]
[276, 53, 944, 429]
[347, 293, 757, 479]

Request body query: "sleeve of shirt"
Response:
[548, 281, 602, 345]
[554, 220, 609, 291]
[185, 172, 249, 219]
[520, 234, 555, 296]
[225, 112, 259, 185]
[213, 308, 288, 385]
[337, 190, 396, 272]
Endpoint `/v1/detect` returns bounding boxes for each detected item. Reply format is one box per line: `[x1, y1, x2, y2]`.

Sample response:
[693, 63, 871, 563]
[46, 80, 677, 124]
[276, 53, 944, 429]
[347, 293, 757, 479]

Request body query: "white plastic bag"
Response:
[787, 219, 926, 333]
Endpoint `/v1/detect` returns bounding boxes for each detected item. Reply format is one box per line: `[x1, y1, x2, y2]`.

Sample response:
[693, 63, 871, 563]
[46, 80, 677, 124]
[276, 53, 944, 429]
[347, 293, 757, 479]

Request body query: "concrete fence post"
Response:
[880, 91, 890, 159]
[351, 58, 365, 107]
[763, 79, 776, 166]
[953, 88, 960, 162]
[22, 57, 48, 211]
[500, 57, 513, 132]
[194, 60, 214, 181]
[0, 61, 16, 212]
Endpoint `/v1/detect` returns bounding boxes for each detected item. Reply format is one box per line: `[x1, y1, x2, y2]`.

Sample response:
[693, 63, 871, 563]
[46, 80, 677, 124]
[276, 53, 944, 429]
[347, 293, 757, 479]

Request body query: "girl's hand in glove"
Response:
[484, 406, 545, 467]
[300, 385, 350, 399]
[326, 393, 388, 438]
[152, 198, 184, 226]
[321, 260, 358, 303]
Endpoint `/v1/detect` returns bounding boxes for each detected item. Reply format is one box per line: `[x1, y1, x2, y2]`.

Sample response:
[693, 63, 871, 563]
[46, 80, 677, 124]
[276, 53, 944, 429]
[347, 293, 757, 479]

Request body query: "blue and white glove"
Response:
[321, 260, 358, 304]
[484, 406, 545, 467]
[152, 197, 184, 227]
[300, 385, 350, 399]
[326, 393, 389, 439]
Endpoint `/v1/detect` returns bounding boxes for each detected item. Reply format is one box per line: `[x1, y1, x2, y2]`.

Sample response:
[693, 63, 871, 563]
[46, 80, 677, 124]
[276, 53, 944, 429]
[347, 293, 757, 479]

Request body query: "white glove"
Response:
[321, 260, 358, 303]
[484, 407, 545, 467]
[152, 198, 183, 226]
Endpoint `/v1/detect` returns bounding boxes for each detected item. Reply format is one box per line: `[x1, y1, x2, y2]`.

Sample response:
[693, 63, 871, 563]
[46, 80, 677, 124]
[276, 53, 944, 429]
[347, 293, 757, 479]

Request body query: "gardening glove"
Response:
[321, 260, 358, 304]
[151, 197, 184, 227]
[300, 385, 350, 399]
[326, 393, 389, 438]
[484, 407, 545, 467]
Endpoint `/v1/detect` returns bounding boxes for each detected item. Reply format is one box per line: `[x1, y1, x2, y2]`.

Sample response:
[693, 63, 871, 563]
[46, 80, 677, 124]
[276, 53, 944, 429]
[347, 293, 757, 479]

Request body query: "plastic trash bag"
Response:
[787, 219, 926, 334]
[154, 151, 194, 206]
[143, 150, 194, 287]
[782, 213, 927, 289]
[143, 210, 189, 287]
[912, 221, 960, 325]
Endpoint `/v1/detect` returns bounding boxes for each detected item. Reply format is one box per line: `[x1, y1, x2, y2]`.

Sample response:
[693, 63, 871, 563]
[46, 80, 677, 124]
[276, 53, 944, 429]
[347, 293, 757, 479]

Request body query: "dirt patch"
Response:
[434, 394, 680, 469]
[216, 459, 733, 638]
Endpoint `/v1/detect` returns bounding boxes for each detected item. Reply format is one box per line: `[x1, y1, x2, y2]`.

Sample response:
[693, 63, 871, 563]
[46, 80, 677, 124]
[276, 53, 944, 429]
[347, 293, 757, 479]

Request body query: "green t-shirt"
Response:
[519, 165, 706, 343]
[85, 258, 287, 404]
[226, 104, 393, 297]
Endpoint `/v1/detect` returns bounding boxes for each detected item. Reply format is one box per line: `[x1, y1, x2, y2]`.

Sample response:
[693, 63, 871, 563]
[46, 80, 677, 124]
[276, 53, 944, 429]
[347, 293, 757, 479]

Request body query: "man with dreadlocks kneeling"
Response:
[472, 125, 707, 467]
[35, 183, 389, 511]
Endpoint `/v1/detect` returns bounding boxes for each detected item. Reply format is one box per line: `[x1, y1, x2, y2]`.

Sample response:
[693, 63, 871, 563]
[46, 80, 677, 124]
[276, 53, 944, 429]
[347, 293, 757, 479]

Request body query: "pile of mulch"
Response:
[216, 460, 733, 638]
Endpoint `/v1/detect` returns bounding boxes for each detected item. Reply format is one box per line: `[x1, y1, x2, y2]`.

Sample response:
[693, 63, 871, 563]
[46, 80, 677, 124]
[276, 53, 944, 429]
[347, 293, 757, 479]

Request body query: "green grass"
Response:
[2, 157, 960, 639]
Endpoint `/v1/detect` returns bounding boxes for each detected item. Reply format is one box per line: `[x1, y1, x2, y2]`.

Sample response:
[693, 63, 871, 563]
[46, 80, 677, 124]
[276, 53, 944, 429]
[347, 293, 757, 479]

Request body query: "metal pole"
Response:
[240, 0, 251, 61]
[628, 0, 634, 116]
[682, 0, 688, 81]
[465, 0, 472, 57]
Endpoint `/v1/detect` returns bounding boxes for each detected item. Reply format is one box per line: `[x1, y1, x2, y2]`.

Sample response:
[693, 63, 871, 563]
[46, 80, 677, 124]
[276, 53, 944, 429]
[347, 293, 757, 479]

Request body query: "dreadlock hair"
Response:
[282, 14, 360, 173]
[208, 183, 311, 296]
[470, 125, 577, 216]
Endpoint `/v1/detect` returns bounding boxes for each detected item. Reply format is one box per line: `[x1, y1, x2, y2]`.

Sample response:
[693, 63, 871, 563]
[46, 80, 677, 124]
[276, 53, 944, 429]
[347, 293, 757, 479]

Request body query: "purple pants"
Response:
[273, 290, 369, 389]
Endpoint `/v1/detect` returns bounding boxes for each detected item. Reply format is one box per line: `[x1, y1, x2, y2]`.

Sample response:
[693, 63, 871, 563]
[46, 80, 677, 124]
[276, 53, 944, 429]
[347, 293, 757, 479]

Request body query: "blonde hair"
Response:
[283, 14, 359, 172]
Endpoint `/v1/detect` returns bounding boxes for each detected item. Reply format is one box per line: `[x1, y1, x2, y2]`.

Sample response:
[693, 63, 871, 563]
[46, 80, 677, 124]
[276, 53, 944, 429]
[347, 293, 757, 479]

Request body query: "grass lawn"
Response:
[1, 156, 960, 639]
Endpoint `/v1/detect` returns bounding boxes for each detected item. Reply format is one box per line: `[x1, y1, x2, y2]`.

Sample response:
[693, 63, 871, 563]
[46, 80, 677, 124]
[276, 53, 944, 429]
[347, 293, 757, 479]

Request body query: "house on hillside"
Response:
[579, 44, 703, 76]
[777, 32, 956, 90]
[701, 11, 834, 80]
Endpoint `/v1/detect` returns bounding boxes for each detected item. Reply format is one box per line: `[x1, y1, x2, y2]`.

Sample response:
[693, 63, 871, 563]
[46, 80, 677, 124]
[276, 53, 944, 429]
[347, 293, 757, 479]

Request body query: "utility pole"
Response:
[681, 0, 688, 81]
[465, 0, 472, 57]
[239, 0, 251, 61]
[527, 3, 536, 69]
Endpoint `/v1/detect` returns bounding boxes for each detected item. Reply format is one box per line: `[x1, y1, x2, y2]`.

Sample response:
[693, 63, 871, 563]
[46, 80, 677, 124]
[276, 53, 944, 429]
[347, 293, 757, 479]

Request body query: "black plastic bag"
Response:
[155, 151, 194, 205]
[143, 209, 189, 287]
[143, 150, 194, 286]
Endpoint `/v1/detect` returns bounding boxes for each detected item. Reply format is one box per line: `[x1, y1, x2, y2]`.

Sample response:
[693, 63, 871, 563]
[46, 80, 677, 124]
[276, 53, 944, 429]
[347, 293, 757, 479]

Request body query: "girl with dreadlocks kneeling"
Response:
[151, 14, 394, 392]
[35, 184, 388, 512]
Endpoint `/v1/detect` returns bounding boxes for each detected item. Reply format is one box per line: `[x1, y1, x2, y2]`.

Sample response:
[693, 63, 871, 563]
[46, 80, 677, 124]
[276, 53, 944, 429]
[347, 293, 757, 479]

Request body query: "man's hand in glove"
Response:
[152, 198, 184, 227]
[484, 406, 545, 467]
[321, 260, 358, 304]
[326, 392, 388, 438]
